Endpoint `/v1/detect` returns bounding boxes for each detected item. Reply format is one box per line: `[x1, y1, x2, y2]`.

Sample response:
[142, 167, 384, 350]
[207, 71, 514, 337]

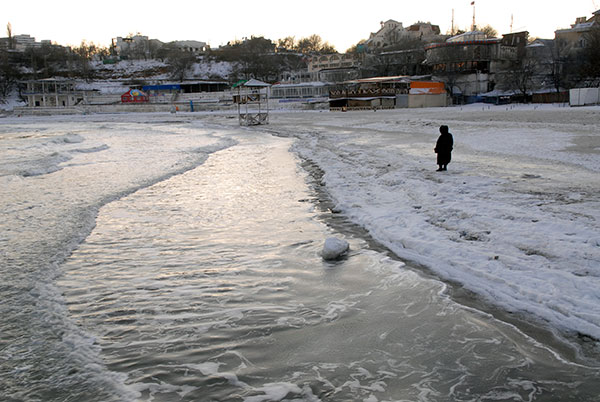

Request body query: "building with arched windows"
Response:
[306, 53, 363, 82]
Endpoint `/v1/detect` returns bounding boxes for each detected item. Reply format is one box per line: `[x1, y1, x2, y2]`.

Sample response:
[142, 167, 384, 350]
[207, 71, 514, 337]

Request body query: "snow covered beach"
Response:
[1, 105, 600, 400]
[265, 104, 600, 343]
[3, 105, 599, 344]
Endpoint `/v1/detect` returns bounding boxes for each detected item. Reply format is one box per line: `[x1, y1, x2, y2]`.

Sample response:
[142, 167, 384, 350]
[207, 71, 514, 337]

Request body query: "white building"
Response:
[113, 35, 151, 57]
[113, 35, 208, 57]
[0, 34, 51, 51]
[13, 34, 37, 50]
[366, 20, 443, 50]
[271, 82, 331, 99]
[307, 53, 363, 81]
[404, 22, 442, 41]
[174, 40, 208, 54]
[22, 79, 89, 108]
[366, 20, 404, 49]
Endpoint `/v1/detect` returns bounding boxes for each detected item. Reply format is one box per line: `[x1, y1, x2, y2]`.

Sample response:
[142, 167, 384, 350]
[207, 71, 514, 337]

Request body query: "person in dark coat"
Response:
[434, 125, 453, 171]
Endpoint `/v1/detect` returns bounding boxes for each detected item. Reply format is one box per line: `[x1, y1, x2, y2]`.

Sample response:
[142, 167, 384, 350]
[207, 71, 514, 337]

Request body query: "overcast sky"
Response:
[4, 0, 599, 51]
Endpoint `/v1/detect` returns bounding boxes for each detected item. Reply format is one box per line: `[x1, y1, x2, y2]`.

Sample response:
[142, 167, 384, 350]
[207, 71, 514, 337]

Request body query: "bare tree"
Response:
[161, 44, 197, 81]
[508, 58, 538, 101]
[320, 41, 337, 54]
[237, 37, 280, 81]
[72, 40, 106, 81]
[296, 35, 320, 54]
[480, 25, 498, 38]
[580, 26, 600, 85]
[277, 36, 295, 51]
[0, 49, 19, 98]
[546, 40, 570, 93]
[296, 34, 336, 54]
[131, 40, 149, 60]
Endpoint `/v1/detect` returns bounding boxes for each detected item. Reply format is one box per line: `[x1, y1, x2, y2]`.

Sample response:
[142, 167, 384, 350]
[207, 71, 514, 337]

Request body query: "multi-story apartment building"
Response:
[555, 10, 600, 54]
[0, 34, 51, 51]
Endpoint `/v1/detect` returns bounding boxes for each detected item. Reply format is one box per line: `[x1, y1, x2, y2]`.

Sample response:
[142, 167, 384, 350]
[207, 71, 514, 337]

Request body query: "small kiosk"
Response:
[121, 89, 149, 103]
[233, 78, 271, 126]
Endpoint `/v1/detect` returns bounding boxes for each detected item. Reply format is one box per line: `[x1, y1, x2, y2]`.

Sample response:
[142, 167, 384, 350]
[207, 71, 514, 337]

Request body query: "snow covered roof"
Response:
[240, 78, 271, 87]
[480, 89, 518, 97]
[24, 78, 76, 83]
[157, 80, 228, 85]
[343, 76, 411, 85]
[272, 81, 330, 88]
[556, 12, 599, 33]
[447, 31, 489, 43]
[557, 21, 596, 33]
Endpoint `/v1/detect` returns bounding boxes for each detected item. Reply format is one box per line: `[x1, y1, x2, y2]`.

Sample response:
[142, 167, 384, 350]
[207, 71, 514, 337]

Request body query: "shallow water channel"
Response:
[57, 131, 598, 401]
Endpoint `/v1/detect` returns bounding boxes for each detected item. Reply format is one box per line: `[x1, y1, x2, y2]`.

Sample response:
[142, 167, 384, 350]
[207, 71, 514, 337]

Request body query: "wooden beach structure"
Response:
[233, 78, 271, 126]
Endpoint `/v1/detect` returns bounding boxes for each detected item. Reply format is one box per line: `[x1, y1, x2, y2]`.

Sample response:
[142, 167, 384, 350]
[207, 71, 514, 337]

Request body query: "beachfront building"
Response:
[22, 79, 89, 108]
[374, 48, 428, 76]
[278, 70, 313, 83]
[270, 81, 331, 109]
[426, 31, 501, 74]
[424, 31, 528, 102]
[131, 81, 230, 103]
[271, 82, 331, 99]
[328, 76, 447, 110]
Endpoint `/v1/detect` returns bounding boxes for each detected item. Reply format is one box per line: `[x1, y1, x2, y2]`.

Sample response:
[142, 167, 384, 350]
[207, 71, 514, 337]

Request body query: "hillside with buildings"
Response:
[2, 10, 600, 111]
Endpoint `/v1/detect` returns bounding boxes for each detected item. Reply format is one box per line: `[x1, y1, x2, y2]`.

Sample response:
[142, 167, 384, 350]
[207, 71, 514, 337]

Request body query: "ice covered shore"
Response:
[268, 104, 600, 340]
[4, 104, 598, 342]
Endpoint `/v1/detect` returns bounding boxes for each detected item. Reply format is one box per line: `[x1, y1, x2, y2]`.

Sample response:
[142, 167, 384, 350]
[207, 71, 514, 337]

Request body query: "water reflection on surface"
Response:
[60, 132, 600, 401]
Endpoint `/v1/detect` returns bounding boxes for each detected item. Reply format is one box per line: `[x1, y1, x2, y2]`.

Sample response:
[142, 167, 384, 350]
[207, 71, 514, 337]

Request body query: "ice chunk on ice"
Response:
[322, 237, 349, 260]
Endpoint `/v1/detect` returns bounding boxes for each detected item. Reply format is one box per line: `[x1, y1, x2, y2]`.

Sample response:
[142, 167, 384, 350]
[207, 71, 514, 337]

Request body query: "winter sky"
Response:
[4, 0, 599, 51]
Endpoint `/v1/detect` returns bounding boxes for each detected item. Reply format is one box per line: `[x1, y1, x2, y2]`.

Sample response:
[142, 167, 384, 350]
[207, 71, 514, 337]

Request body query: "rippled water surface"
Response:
[1, 116, 599, 401]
